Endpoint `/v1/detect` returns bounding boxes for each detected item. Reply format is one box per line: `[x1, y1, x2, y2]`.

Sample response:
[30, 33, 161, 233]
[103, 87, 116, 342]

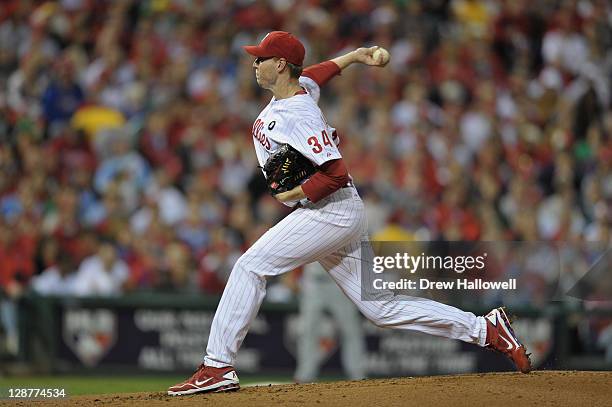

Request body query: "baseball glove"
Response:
[262, 144, 316, 194]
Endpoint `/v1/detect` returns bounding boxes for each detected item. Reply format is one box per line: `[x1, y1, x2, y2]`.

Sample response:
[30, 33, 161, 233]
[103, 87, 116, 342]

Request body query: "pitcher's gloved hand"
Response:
[262, 144, 316, 195]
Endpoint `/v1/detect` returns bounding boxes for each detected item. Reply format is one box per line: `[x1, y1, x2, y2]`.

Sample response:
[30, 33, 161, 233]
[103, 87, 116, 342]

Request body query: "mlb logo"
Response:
[63, 308, 117, 367]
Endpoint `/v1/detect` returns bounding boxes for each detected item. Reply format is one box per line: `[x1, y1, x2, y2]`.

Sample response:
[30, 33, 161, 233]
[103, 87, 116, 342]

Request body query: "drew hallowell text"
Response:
[372, 278, 517, 291]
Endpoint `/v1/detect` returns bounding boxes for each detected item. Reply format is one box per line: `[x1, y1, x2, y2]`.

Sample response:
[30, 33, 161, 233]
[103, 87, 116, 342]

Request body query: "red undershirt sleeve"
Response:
[301, 158, 349, 203]
[302, 61, 341, 87]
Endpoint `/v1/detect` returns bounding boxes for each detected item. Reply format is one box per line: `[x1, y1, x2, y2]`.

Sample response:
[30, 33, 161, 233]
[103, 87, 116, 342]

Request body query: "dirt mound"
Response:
[18, 371, 612, 407]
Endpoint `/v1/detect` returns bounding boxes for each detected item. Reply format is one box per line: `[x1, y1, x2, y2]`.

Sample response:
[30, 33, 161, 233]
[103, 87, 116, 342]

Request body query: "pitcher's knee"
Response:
[230, 254, 259, 280]
[230, 251, 273, 281]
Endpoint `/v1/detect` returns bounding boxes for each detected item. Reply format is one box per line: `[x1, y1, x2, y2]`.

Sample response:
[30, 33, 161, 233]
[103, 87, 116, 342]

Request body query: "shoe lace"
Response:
[188, 364, 206, 379]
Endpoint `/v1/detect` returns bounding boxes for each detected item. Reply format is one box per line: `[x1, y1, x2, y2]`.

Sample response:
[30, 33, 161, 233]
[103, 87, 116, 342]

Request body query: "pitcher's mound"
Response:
[23, 371, 612, 406]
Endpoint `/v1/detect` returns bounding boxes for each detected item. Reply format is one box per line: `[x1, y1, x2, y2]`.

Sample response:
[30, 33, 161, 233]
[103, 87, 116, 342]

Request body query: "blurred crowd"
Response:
[0, 0, 610, 314]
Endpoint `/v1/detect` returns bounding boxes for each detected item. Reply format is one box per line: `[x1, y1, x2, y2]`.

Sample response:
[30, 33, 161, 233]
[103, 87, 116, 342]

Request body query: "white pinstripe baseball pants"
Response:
[204, 187, 488, 368]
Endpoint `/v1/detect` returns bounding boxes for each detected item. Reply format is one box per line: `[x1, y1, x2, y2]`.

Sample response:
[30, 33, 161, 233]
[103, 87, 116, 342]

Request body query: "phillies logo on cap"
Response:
[243, 31, 305, 66]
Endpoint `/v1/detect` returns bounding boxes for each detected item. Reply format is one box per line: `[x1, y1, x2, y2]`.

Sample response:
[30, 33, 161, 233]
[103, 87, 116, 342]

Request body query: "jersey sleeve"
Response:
[281, 119, 342, 167]
[298, 76, 320, 104]
[299, 61, 342, 104]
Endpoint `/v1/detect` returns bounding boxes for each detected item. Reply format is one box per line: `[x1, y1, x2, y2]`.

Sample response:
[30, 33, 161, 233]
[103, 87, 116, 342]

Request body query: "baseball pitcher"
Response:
[168, 31, 531, 396]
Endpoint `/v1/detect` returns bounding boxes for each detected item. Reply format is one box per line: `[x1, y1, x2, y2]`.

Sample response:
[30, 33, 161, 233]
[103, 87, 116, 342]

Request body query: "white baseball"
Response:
[373, 47, 390, 66]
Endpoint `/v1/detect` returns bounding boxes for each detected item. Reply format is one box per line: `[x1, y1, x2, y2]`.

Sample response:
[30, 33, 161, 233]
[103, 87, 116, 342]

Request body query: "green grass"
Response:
[0, 375, 294, 396]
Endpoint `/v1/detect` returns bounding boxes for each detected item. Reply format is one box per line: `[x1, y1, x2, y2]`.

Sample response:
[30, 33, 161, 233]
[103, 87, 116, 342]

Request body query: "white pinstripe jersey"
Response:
[251, 76, 341, 171]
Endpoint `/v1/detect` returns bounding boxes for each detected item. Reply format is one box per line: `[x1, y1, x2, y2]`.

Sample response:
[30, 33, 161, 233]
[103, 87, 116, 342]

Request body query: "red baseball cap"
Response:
[243, 31, 305, 66]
